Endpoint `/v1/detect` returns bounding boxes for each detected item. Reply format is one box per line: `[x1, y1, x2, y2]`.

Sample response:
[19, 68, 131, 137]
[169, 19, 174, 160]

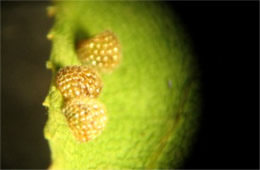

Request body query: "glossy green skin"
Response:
[43, 1, 200, 169]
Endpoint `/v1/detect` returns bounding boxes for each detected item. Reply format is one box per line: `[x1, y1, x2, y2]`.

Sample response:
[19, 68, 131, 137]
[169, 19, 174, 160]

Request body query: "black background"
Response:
[172, 1, 259, 169]
[1, 1, 259, 169]
[2, 2, 52, 169]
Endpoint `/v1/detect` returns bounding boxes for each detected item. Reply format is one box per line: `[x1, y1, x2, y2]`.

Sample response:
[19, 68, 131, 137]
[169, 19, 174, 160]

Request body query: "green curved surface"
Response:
[43, 1, 200, 169]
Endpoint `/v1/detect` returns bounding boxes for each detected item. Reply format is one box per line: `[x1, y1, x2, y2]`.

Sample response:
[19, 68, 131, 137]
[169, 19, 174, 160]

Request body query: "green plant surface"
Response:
[43, 1, 200, 169]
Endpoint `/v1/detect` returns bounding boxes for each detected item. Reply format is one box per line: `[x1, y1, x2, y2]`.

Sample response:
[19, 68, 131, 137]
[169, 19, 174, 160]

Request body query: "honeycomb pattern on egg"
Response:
[56, 66, 103, 100]
[77, 30, 121, 71]
[63, 97, 107, 142]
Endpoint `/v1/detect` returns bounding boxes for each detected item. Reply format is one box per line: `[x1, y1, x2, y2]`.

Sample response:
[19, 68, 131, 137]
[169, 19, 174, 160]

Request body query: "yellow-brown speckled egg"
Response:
[56, 66, 103, 100]
[63, 97, 107, 142]
[77, 30, 121, 72]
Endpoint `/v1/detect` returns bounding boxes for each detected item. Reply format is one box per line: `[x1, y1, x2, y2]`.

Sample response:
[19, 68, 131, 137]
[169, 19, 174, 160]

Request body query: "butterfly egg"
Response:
[63, 97, 107, 142]
[77, 30, 122, 72]
[55, 66, 103, 100]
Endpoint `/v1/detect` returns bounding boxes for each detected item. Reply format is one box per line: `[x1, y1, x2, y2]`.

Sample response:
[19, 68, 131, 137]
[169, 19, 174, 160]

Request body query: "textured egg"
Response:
[63, 97, 107, 142]
[56, 66, 103, 100]
[77, 30, 121, 71]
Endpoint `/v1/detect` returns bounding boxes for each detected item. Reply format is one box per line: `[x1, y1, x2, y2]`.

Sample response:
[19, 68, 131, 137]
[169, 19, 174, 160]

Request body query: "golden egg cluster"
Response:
[55, 30, 121, 142]
[77, 30, 121, 71]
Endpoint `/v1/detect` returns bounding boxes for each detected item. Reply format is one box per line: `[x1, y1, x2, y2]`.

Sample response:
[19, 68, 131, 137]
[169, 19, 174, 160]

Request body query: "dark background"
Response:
[2, 2, 52, 169]
[172, 1, 259, 169]
[1, 1, 259, 169]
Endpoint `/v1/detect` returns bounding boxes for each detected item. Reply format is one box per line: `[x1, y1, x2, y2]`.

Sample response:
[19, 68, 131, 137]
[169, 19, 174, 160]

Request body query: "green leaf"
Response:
[43, 1, 200, 169]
